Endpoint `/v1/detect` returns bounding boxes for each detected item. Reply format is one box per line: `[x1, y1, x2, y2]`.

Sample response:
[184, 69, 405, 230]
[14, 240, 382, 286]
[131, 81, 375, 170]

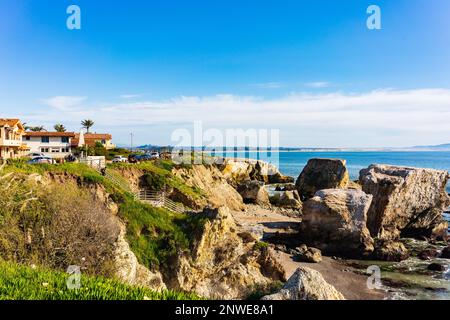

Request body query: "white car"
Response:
[112, 155, 128, 163]
[28, 156, 53, 164]
[149, 152, 160, 159]
[29, 152, 46, 158]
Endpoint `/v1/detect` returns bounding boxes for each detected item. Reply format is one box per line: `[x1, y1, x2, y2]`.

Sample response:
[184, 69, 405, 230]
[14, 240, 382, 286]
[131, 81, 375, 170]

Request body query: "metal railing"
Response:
[104, 171, 135, 194]
[92, 164, 185, 214]
[137, 189, 185, 214]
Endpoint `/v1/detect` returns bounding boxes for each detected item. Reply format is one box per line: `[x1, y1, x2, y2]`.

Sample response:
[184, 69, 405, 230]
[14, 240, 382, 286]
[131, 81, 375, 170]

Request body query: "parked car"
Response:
[28, 152, 46, 158]
[112, 155, 128, 163]
[149, 152, 160, 159]
[128, 154, 154, 163]
[28, 156, 53, 164]
[139, 154, 154, 162]
[65, 154, 77, 162]
[128, 154, 141, 163]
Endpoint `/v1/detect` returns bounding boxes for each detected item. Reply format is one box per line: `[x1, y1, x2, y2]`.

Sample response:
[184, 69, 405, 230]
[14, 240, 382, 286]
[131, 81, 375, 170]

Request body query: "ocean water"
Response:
[213, 151, 450, 192]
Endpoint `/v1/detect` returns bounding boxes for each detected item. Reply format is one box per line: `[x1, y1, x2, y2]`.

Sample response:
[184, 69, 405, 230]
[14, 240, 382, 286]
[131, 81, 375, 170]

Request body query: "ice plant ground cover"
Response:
[0, 260, 200, 300]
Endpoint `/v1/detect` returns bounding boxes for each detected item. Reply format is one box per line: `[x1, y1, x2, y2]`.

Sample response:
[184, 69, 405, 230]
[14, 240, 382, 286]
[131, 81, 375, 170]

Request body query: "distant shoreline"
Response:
[202, 149, 450, 153]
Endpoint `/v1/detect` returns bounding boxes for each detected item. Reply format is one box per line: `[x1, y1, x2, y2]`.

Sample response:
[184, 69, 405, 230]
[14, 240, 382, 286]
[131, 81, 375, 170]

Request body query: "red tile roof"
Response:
[71, 133, 113, 147]
[25, 132, 76, 137]
[74, 133, 112, 140]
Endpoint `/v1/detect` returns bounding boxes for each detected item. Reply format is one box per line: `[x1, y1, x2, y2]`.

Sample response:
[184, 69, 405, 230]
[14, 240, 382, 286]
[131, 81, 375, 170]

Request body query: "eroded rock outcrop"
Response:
[167, 207, 286, 299]
[219, 158, 294, 185]
[172, 165, 245, 211]
[236, 180, 270, 206]
[113, 225, 167, 291]
[359, 165, 450, 240]
[295, 159, 349, 201]
[261, 267, 345, 300]
[300, 189, 374, 258]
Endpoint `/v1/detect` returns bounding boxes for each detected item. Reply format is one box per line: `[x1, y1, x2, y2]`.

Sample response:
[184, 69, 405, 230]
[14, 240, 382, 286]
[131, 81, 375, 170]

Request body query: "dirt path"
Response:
[232, 204, 386, 300]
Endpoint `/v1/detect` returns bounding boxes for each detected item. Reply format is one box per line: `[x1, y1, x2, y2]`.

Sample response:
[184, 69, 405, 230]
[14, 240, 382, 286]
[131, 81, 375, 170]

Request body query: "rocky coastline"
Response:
[2, 157, 448, 300]
[166, 157, 450, 300]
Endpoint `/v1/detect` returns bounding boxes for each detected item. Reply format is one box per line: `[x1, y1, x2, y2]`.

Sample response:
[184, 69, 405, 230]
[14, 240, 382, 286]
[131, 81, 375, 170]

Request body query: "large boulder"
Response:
[359, 165, 450, 240]
[293, 245, 322, 263]
[372, 240, 409, 262]
[440, 246, 450, 259]
[274, 191, 302, 209]
[300, 189, 374, 258]
[261, 267, 345, 300]
[295, 159, 349, 201]
[236, 180, 270, 206]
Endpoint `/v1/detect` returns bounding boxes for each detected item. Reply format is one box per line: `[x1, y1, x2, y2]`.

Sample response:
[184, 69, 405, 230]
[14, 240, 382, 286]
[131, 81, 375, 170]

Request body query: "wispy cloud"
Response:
[252, 82, 284, 89]
[26, 88, 450, 147]
[40, 96, 87, 110]
[120, 94, 142, 99]
[305, 81, 331, 88]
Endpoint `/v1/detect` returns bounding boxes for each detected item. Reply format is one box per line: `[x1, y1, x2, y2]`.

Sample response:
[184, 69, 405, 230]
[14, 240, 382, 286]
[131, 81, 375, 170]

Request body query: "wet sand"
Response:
[232, 204, 386, 300]
[271, 250, 386, 300]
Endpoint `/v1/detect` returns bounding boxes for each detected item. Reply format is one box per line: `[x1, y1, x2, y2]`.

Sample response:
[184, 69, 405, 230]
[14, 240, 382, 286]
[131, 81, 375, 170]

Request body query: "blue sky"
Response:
[1, 0, 450, 147]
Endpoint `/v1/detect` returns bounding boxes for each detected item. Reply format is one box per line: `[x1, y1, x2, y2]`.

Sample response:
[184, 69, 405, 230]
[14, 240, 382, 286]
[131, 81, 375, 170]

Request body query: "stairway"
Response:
[97, 167, 185, 214]
[137, 189, 185, 214]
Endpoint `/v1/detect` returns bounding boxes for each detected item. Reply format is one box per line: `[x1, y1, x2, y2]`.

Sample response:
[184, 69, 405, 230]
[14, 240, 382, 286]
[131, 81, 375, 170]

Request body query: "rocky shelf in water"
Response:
[346, 238, 450, 300]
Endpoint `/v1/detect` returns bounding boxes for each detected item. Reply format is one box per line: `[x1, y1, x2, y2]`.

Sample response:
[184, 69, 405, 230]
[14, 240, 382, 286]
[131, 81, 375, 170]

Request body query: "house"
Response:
[0, 119, 30, 159]
[23, 132, 75, 159]
[72, 133, 116, 150]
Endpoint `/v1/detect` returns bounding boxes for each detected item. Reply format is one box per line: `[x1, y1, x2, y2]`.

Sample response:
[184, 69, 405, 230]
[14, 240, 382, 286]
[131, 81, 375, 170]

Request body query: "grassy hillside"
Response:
[0, 160, 206, 277]
[109, 159, 205, 199]
[0, 260, 199, 300]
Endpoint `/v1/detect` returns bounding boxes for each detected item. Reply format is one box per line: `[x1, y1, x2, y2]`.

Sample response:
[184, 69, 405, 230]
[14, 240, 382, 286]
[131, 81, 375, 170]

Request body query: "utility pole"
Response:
[130, 132, 133, 153]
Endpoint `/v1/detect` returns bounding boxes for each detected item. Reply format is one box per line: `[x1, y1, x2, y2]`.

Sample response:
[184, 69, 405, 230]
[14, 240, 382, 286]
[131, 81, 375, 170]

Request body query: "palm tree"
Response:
[28, 126, 46, 132]
[81, 119, 94, 133]
[54, 124, 66, 132]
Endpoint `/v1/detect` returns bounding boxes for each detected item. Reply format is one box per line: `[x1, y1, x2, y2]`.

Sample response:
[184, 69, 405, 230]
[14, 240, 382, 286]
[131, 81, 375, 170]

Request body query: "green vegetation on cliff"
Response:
[109, 160, 204, 199]
[0, 160, 206, 280]
[0, 260, 199, 300]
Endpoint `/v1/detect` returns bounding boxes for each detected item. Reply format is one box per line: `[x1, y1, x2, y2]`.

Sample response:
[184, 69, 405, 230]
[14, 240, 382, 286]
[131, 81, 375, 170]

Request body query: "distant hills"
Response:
[409, 143, 450, 151]
[126, 143, 450, 152]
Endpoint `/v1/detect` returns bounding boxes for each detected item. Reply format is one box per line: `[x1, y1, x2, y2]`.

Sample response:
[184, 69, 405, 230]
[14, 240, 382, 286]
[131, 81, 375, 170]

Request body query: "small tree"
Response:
[54, 124, 66, 132]
[28, 126, 46, 132]
[81, 119, 94, 133]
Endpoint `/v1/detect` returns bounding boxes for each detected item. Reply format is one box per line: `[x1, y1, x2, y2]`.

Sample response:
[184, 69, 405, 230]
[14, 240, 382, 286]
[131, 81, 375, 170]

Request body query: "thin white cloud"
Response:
[305, 81, 331, 88]
[120, 94, 141, 99]
[252, 82, 284, 89]
[25, 88, 450, 147]
[40, 96, 86, 111]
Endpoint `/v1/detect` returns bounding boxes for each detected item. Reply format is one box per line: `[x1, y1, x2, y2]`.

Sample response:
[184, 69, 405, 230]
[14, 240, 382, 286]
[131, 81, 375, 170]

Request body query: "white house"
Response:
[23, 132, 75, 159]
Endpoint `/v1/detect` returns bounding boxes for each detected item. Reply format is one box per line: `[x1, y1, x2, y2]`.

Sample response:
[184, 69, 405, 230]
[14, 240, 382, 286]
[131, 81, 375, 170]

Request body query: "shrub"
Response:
[0, 176, 120, 276]
[143, 172, 166, 191]
[253, 241, 269, 251]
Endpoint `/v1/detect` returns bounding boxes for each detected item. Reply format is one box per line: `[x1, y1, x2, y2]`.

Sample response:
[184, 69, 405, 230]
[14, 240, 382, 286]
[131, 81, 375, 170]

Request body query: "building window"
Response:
[25, 136, 31, 141]
[51, 148, 60, 153]
[41, 148, 49, 153]
[101, 140, 106, 144]
[61, 137, 69, 143]
[41, 136, 50, 143]
[61, 148, 70, 153]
